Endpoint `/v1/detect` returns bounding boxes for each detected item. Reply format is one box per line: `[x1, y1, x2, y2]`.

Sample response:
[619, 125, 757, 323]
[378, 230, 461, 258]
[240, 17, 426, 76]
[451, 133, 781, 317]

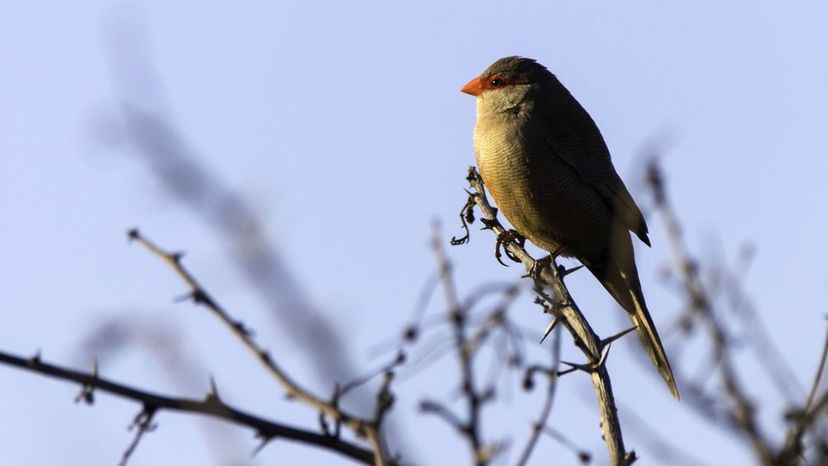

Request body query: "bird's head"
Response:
[461, 56, 554, 114]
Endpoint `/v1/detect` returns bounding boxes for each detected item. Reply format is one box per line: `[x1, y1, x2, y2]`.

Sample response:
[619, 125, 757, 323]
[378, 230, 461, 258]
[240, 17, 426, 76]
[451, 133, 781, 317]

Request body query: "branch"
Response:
[777, 323, 828, 464]
[0, 350, 380, 465]
[458, 166, 634, 466]
[431, 224, 491, 465]
[127, 229, 395, 466]
[513, 323, 562, 466]
[646, 160, 774, 465]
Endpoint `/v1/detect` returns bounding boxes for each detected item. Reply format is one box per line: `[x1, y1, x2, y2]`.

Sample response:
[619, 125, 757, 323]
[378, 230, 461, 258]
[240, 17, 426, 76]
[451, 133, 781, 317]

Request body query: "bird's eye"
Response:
[490, 78, 502, 86]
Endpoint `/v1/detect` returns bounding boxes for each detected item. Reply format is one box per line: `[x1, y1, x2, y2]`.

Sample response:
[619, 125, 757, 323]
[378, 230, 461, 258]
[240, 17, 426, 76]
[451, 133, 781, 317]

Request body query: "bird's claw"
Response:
[495, 229, 524, 266]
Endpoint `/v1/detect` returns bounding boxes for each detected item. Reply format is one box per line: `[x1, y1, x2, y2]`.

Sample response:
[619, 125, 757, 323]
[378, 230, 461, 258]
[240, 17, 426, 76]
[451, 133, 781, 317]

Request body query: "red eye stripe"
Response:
[481, 76, 524, 90]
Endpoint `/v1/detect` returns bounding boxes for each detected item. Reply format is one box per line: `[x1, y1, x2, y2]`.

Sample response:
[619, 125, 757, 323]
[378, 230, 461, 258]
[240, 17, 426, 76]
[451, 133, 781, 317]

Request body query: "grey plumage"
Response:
[465, 56, 679, 399]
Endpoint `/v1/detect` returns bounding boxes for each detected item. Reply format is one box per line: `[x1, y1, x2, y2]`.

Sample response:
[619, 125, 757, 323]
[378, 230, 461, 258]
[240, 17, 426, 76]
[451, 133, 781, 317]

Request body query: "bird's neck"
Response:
[477, 85, 534, 120]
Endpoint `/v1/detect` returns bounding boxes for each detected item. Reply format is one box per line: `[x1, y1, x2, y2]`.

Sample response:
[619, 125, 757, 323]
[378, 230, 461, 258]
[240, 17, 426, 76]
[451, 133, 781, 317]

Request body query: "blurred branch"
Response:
[117, 102, 359, 392]
[646, 159, 773, 464]
[646, 157, 828, 466]
[777, 324, 828, 464]
[77, 315, 253, 464]
[120, 406, 157, 466]
[106, 32, 412, 449]
[429, 224, 495, 465]
[127, 229, 397, 465]
[0, 349, 381, 465]
[513, 324, 562, 466]
[103, 22, 385, 427]
[455, 166, 634, 466]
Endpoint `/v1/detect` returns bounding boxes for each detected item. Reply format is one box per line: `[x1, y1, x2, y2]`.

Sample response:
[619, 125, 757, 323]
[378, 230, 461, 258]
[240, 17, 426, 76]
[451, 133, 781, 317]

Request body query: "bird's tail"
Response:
[585, 236, 680, 399]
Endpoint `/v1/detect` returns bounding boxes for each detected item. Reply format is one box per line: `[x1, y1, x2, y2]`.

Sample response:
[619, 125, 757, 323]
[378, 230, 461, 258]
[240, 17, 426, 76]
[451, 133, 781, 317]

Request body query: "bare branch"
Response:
[0, 349, 382, 465]
[646, 159, 774, 464]
[513, 324, 562, 466]
[127, 229, 394, 465]
[432, 222, 490, 465]
[777, 323, 828, 464]
[120, 406, 157, 466]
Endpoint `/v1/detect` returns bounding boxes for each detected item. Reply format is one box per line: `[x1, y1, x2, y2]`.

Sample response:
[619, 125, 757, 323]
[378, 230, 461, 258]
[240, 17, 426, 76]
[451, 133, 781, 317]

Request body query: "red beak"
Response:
[461, 77, 483, 96]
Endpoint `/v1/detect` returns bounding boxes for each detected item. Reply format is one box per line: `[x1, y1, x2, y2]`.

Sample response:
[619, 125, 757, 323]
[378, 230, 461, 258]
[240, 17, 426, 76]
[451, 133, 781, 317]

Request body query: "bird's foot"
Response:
[494, 229, 524, 266]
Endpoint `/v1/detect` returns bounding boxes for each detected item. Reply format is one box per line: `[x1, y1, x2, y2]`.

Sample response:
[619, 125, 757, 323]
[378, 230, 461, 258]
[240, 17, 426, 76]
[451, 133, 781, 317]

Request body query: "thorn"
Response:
[190, 289, 208, 305]
[319, 411, 332, 436]
[234, 321, 253, 337]
[559, 264, 585, 278]
[205, 376, 222, 404]
[172, 292, 192, 303]
[480, 217, 497, 230]
[539, 318, 559, 343]
[259, 351, 272, 364]
[75, 358, 98, 405]
[403, 325, 418, 342]
[556, 366, 579, 377]
[28, 349, 42, 366]
[251, 431, 274, 457]
[560, 360, 592, 374]
[395, 349, 406, 365]
[601, 326, 637, 346]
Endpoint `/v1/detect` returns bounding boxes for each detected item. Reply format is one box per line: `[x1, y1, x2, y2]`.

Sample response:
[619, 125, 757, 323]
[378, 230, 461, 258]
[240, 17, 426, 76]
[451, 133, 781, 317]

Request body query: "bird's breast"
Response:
[474, 112, 558, 250]
[473, 110, 609, 255]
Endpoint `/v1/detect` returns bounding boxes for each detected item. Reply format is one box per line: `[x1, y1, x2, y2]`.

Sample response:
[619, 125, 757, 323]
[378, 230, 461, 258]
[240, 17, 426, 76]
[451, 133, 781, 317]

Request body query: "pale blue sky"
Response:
[1, 1, 827, 465]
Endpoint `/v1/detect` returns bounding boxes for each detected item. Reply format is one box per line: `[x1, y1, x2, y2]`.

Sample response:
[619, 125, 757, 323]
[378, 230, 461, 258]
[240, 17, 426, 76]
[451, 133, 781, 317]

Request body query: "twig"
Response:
[127, 229, 394, 466]
[431, 222, 491, 465]
[120, 406, 157, 466]
[646, 160, 774, 465]
[513, 323, 562, 466]
[541, 427, 592, 464]
[0, 349, 382, 465]
[804, 324, 828, 414]
[777, 323, 828, 464]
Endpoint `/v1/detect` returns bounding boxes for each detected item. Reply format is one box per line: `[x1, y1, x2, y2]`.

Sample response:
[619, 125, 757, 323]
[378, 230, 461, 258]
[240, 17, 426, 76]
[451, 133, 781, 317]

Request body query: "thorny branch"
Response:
[0, 350, 381, 465]
[454, 166, 635, 466]
[127, 229, 399, 466]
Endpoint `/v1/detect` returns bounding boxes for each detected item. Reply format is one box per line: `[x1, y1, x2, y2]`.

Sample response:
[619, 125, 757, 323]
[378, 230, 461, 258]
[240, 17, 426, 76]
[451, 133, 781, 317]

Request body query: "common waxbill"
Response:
[461, 56, 679, 399]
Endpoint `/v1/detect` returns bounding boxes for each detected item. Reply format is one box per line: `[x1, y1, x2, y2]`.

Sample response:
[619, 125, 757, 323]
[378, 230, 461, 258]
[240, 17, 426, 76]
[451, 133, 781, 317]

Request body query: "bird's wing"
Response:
[535, 97, 650, 246]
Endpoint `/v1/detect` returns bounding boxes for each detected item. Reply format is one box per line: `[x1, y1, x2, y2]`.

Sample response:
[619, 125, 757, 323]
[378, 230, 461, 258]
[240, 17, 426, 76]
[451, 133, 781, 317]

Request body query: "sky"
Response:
[1, 1, 827, 465]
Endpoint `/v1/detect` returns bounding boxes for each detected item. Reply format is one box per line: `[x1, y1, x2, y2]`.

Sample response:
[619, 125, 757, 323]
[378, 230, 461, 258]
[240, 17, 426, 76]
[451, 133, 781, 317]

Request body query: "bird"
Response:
[461, 56, 679, 399]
